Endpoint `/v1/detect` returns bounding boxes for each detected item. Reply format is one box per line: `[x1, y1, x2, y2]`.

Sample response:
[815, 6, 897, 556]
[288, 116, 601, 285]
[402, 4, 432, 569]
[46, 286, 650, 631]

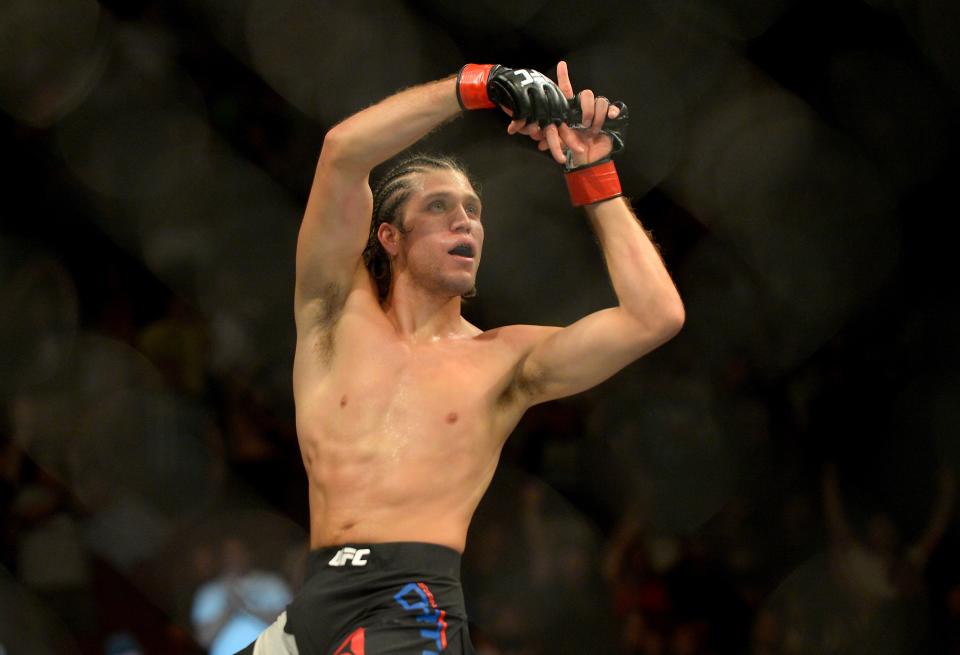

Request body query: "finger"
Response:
[543, 124, 566, 164]
[513, 89, 532, 125]
[556, 60, 575, 100]
[517, 122, 542, 138]
[510, 119, 544, 144]
[578, 89, 595, 128]
[508, 119, 533, 135]
[608, 104, 621, 119]
[557, 123, 585, 154]
[538, 139, 550, 151]
[591, 96, 611, 136]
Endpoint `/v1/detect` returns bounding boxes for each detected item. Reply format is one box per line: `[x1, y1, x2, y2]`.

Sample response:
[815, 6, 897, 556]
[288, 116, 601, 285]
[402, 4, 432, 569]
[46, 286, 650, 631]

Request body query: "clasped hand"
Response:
[501, 61, 623, 168]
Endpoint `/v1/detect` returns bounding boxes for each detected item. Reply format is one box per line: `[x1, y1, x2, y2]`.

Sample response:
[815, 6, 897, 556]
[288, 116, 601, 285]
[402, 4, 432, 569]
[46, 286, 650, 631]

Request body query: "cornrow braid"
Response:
[363, 153, 480, 301]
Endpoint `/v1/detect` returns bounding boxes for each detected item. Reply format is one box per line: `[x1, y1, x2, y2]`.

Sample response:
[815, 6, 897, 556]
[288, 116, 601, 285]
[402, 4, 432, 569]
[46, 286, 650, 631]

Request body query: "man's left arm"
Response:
[507, 62, 684, 406]
[512, 197, 684, 405]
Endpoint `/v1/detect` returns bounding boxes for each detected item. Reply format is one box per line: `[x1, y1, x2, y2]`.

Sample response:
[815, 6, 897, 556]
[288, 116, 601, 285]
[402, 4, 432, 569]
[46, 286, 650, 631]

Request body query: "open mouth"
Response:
[448, 243, 475, 258]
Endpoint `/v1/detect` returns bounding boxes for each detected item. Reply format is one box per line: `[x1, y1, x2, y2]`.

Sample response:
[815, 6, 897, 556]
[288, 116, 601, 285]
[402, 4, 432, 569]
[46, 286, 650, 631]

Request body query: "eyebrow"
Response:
[422, 191, 482, 209]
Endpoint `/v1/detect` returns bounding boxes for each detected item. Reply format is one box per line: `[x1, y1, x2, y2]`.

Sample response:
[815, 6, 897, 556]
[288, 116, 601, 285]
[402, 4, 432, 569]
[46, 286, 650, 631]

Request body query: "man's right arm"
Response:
[294, 76, 461, 329]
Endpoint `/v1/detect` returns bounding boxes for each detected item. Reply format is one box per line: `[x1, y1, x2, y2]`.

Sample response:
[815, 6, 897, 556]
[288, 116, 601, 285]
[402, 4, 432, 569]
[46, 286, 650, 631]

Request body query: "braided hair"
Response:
[364, 153, 480, 301]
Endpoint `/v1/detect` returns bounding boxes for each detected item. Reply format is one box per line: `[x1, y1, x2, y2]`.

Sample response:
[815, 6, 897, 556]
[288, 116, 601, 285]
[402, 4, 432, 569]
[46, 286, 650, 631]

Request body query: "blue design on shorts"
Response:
[394, 582, 448, 654]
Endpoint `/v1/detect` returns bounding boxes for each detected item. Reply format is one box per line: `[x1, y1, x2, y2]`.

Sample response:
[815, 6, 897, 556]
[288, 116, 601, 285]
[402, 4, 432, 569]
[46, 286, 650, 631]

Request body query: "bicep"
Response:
[514, 307, 679, 406]
[295, 145, 374, 319]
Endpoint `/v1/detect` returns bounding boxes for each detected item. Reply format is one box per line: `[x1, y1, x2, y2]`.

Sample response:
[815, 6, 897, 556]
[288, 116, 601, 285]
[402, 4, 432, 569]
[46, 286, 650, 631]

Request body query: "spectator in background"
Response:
[190, 535, 291, 655]
[822, 461, 956, 650]
[605, 506, 670, 619]
[461, 474, 619, 654]
[518, 480, 618, 654]
[662, 534, 750, 654]
[604, 505, 671, 653]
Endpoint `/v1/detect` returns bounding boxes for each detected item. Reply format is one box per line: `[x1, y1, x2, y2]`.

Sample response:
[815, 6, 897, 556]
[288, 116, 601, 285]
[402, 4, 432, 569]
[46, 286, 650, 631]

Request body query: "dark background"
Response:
[2, 0, 959, 653]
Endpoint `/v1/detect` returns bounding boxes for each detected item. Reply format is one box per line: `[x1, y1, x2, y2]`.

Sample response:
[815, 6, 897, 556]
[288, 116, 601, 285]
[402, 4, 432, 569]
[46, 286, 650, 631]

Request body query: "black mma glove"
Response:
[566, 93, 629, 155]
[458, 64, 571, 127]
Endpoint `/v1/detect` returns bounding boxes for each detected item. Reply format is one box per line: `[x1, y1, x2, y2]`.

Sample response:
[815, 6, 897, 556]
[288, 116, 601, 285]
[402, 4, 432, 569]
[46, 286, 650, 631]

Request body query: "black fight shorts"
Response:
[237, 542, 475, 655]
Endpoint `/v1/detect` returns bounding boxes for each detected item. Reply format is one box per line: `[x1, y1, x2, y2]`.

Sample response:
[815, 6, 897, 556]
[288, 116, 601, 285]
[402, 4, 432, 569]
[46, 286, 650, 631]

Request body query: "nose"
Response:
[450, 204, 472, 233]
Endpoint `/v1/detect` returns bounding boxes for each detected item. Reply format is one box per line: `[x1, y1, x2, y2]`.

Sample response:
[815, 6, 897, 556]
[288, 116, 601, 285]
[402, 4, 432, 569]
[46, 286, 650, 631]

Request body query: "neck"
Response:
[383, 279, 466, 341]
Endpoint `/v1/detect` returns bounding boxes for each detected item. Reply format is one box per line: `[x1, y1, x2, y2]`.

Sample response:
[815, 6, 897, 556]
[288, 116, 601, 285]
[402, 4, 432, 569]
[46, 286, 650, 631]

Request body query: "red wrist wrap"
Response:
[457, 64, 497, 110]
[564, 159, 622, 206]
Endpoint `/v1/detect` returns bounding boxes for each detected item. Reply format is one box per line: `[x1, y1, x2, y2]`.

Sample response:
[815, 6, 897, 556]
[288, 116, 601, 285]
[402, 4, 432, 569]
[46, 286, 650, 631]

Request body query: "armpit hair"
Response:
[316, 281, 349, 329]
[496, 356, 545, 408]
[308, 281, 349, 362]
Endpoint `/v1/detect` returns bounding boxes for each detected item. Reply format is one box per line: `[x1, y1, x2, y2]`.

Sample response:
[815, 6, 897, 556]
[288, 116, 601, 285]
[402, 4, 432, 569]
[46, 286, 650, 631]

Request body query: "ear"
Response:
[378, 221, 401, 257]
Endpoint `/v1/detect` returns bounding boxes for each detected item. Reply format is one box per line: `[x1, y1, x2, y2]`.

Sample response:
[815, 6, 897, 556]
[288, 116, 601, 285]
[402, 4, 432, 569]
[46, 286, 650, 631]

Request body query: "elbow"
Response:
[318, 126, 365, 171]
[662, 296, 685, 338]
[619, 294, 685, 352]
[645, 293, 685, 341]
[319, 127, 348, 165]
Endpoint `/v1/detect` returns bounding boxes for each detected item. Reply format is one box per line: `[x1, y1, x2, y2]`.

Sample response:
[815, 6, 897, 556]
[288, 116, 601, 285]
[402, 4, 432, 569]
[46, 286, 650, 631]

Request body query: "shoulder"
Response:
[478, 324, 560, 406]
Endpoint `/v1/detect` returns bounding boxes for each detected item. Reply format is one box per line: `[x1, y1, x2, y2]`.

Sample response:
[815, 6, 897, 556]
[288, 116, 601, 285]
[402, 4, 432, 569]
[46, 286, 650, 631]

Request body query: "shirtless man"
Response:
[241, 62, 685, 655]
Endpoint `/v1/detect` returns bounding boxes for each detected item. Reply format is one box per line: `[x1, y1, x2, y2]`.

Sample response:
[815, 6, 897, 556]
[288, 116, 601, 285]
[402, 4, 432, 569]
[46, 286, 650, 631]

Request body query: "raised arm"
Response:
[505, 63, 684, 406]
[296, 64, 571, 331]
[295, 76, 460, 329]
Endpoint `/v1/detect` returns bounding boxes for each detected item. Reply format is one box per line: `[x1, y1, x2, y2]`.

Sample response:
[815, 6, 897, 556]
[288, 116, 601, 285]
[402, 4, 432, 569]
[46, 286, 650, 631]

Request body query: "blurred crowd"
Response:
[3, 0, 960, 653]
[2, 255, 958, 653]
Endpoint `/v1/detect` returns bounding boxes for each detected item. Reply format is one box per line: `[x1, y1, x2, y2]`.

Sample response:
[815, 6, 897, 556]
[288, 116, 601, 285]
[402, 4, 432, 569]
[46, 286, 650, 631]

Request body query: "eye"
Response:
[430, 199, 446, 211]
[467, 205, 483, 221]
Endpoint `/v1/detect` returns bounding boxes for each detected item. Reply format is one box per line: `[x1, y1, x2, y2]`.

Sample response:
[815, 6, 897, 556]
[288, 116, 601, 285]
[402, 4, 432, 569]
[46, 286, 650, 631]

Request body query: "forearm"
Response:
[585, 197, 684, 329]
[322, 76, 460, 172]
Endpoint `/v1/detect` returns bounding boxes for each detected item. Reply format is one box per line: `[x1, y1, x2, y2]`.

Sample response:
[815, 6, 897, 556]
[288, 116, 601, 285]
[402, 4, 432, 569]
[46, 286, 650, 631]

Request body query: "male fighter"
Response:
[241, 62, 685, 654]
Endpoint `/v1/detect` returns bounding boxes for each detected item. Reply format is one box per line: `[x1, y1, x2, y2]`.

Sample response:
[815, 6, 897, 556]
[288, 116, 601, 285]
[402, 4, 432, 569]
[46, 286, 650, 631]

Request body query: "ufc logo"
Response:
[328, 547, 370, 567]
[512, 69, 548, 87]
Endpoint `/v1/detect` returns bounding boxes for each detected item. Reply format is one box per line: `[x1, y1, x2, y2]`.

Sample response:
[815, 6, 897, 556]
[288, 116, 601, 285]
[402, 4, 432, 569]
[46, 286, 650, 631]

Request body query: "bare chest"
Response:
[333, 349, 492, 436]
[295, 335, 518, 463]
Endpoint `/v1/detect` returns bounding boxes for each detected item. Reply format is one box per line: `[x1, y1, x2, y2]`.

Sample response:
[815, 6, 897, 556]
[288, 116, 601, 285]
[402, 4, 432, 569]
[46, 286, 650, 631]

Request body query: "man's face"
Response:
[386, 169, 484, 298]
